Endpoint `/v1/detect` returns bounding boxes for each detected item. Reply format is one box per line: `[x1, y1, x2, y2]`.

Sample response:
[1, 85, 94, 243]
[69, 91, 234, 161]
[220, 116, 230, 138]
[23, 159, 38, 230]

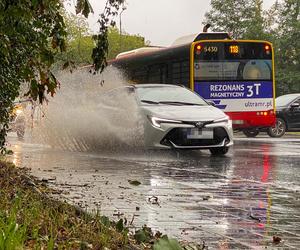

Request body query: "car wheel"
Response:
[267, 118, 286, 138]
[242, 129, 260, 138]
[209, 147, 229, 156]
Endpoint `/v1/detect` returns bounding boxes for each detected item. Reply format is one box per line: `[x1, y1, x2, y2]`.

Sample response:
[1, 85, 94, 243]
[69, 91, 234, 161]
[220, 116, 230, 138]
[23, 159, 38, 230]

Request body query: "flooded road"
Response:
[8, 134, 300, 249]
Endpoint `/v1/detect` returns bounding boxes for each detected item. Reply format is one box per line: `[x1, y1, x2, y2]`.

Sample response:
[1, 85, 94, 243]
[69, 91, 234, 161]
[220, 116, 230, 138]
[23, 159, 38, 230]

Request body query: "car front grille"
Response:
[161, 127, 229, 147]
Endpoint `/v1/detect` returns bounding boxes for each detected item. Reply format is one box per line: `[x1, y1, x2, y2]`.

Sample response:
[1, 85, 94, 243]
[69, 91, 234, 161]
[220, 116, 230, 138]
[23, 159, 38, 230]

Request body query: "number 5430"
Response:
[204, 46, 218, 53]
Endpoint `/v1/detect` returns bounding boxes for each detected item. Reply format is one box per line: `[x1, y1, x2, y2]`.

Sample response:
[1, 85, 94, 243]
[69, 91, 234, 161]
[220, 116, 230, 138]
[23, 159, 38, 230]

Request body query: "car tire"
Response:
[209, 147, 229, 156]
[267, 118, 286, 138]
[242, 129, 260, 138]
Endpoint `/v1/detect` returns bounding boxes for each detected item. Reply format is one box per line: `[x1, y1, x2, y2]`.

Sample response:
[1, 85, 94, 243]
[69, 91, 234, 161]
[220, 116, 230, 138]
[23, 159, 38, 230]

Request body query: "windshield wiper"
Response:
[158, 101, 203, 106]
[141, 100, 159, 104]
[141, 100, 203, 106]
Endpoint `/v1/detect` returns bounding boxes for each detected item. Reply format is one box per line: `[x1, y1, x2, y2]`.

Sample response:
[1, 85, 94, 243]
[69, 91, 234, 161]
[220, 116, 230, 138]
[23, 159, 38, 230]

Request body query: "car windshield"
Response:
[136, 86, 208, 106]
[276, 95, 299, 106]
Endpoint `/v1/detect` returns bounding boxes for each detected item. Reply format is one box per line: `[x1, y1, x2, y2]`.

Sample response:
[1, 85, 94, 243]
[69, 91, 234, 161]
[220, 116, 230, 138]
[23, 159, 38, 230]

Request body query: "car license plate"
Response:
[187, 128, 213, 139]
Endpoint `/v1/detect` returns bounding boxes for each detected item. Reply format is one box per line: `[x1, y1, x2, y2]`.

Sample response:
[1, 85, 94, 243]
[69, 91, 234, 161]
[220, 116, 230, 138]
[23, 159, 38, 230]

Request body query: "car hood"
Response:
[275, 105, 286, 111]
[140, 105, 226, 121]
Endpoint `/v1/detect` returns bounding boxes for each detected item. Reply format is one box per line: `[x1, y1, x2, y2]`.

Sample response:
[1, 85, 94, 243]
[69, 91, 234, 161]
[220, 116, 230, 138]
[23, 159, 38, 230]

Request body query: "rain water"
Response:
[28, 67, 144, 152]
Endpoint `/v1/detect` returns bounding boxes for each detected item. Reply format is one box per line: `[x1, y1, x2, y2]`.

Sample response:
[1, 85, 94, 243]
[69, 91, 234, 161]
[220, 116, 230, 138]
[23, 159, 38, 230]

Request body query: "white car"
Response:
[100, 84, 234, 155]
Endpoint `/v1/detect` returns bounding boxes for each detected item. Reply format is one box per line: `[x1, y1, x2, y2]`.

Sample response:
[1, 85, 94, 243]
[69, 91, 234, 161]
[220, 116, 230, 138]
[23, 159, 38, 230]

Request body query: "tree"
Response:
[203, 0, 266, 39]
[53, 12, 95, 69]
[0, 0, 67, 152]
[107, 27, 148, 59]
[273, 0, 300, 94]
[54, 14, 147, 68]
[0, 0, 124, 152]
[243, 0, 266, 40]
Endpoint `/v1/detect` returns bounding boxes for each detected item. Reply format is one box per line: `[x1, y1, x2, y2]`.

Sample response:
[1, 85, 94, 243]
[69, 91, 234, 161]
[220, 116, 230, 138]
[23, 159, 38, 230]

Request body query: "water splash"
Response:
[30, 67, 144, 152]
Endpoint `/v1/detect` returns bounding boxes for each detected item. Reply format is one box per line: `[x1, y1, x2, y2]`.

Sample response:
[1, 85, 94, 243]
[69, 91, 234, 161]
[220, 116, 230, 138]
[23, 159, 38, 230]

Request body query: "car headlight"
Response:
[15, 108, 23, 115]
[148, 116, 182, 128]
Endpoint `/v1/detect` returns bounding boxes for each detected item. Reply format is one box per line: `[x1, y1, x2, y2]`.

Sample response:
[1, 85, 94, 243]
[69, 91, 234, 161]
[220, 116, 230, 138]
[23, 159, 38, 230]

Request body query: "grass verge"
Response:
[0, 161, 201, 250]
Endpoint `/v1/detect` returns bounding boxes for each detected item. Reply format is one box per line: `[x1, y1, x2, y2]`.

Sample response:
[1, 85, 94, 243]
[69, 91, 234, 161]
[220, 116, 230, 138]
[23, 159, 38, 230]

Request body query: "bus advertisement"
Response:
[109, 32, 276, 136]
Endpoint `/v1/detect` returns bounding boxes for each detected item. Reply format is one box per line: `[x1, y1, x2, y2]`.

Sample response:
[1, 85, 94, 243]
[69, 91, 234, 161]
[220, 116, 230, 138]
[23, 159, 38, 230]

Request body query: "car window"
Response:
[292, 99, 300, 106]
[136, 86, 208, 106]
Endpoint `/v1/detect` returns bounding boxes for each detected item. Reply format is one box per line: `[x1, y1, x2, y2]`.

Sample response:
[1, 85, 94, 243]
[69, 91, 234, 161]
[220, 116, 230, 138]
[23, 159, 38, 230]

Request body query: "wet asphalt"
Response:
[7, 133, 300, 249]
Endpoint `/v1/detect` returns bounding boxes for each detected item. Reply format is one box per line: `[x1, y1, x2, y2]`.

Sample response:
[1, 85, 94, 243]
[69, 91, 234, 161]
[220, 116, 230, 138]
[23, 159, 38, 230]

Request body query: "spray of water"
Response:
[30, 67, 144, 152]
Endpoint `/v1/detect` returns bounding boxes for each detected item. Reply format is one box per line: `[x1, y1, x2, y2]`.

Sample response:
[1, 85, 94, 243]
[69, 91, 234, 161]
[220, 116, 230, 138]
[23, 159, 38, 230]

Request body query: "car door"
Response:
[287, 98, 300, 130]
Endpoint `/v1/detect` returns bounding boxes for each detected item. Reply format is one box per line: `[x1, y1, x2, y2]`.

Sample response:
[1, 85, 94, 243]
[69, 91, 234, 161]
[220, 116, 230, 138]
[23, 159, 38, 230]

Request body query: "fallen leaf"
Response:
[148, 196, 159, 205]
[202, 195, 211, 201]
[273, 235, 282, 244]
[128, 180, 141, 186]
[116, 219, 124, 232]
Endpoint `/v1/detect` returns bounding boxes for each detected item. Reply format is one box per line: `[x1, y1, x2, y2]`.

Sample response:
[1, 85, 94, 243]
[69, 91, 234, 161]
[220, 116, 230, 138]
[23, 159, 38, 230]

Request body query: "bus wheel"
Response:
[267, 118, 286, 138]
[243, 129, 259, 138]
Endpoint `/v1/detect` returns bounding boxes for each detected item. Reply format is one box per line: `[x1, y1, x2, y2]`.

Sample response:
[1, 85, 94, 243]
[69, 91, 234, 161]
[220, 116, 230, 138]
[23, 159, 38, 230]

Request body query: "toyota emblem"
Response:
[195, 122, 204, 128]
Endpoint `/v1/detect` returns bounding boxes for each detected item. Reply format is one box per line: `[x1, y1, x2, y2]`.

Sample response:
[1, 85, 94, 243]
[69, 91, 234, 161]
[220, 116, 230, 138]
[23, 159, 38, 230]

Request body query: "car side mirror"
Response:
[290, 103, 300, 109]
[207, 101, 216, 107]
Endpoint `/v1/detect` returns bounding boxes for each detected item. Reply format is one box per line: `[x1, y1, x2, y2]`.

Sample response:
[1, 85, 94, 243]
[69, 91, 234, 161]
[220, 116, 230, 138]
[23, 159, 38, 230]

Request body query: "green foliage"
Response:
[273, 0, 300, 95]
[134, 225, 153, 244]
[0, 199, 27, 250]
[0, 0, 124, 152]
[203, 0, 266, 39]
[92, 0, 126, 72]
[0, 162, 189, 249]
[153, 237, 183, 250]
[53, 15, 147, 68]
[76, 0, 94, 18]
[116, 218, 124, 232]
[0, 0, 68, 152]
[0, 162, 132, 249]
[100, 215, 111, 227]
[108, 27, 147, 59]
[53, 12, 94, 68]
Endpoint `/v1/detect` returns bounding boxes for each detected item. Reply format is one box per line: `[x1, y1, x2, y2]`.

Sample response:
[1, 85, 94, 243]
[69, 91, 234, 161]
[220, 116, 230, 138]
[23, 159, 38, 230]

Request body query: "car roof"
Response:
[133, 83, 182, 88]
[278, 93, 300, 97]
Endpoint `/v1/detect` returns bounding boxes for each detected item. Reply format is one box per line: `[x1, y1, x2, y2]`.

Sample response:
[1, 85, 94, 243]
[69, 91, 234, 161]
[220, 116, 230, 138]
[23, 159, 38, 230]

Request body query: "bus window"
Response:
[194, 42, 272, 81]
[172, 60, 189, 86]
[148, 64, 168, 83]
[148, 65, 161, 83]
[172, 62, 181, 83]
[160, 64, 168, 83]
[132, 67, 148, 83]
[181, 60, 190, 86]
[242, 60, 271, 80]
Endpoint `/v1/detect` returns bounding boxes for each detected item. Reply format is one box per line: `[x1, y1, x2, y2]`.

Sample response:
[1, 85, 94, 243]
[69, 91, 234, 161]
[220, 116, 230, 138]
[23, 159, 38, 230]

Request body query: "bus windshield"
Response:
[194, 42, 273, 81]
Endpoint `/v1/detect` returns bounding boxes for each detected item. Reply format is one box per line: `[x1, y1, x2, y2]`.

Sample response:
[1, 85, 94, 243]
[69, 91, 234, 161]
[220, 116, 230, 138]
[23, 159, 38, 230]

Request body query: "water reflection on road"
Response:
[8, 135, 300, 249]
